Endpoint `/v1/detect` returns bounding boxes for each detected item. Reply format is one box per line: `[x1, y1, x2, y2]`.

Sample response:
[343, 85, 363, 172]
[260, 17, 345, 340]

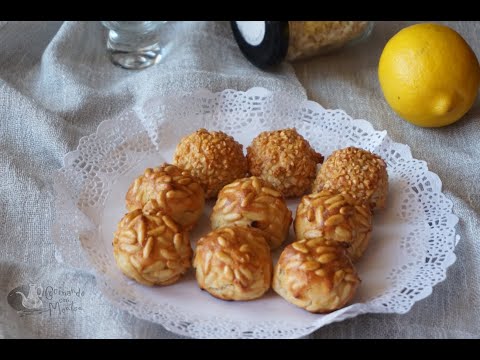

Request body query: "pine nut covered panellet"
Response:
[211, 176, 292, 250]
[125, 163, 205, 231]
[113, 209, 192, 286]
[295, 189, 372, 261]
[273, 237, 360, 313]
[193, 226, 272, 301]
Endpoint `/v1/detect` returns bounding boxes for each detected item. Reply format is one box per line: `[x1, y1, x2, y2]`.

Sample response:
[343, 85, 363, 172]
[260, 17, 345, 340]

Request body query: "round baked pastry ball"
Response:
[312, 147, 388, 210]
[210, 176, 292, 249]
[247, 128, 324, 198]
[125, 163, 204, 231]
[173, 129, 248, 199]
[272, 237, 360, 313]
[113, 209, 192, 286]
[193, 226, 272, 301]
[295, 189, 372, 262]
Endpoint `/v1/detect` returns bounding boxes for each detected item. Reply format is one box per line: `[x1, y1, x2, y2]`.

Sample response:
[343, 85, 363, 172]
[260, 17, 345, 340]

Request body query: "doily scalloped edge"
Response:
[51, 87, 460, 338]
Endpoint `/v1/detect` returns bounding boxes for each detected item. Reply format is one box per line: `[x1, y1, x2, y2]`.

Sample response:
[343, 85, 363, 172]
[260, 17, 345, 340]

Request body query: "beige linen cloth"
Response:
[0, 21, 478, 338]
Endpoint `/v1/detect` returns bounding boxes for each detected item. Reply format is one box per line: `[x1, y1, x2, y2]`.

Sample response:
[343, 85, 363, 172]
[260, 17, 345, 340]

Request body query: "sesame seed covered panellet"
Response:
[173, 129, 248, 200]
[313, 147, 388, 210]
[247, 128, 324, 198]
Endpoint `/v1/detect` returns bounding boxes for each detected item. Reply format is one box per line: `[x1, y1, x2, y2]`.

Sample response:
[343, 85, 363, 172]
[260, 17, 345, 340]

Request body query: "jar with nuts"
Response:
[231, 21, 374, 69]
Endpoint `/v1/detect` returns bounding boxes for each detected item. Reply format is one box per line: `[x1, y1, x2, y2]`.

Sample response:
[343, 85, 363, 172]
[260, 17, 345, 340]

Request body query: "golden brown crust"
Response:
[193, 226, 272, 301]
[294, 189, 372, 261]
[173, 129, 248, 199]
[113, 209, 192, 286]
[210, 176, 292, 249]
[247, 128, 323, 198]
[312, 147, 388, 210]
[125, 163, 205, 231]
[272, 237, 360, 313]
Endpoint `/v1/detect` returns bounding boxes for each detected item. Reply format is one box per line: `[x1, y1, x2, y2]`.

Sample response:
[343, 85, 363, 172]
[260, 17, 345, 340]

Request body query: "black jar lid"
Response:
[230, 21, 289, 69]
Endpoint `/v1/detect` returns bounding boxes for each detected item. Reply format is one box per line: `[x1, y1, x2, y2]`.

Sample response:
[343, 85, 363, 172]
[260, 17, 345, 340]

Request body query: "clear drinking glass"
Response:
[101, 21, 166, 70]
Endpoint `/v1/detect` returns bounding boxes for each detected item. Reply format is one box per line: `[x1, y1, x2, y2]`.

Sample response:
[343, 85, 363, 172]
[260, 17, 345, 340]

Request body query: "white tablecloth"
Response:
[0, 21, 478, 338]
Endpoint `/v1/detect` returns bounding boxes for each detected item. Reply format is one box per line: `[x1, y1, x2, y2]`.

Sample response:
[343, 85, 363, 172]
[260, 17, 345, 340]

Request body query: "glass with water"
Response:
[101, 21, 166, 70]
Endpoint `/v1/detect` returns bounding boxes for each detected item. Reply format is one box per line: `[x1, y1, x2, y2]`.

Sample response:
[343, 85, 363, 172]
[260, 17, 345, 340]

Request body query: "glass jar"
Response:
[231, 21, 374, 69]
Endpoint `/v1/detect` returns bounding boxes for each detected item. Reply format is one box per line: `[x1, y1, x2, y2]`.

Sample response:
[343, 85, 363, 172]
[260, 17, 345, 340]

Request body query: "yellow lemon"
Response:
[378, 23, 480, 127]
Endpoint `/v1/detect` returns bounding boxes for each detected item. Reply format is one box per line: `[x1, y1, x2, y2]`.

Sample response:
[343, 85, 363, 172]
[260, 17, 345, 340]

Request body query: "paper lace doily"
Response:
[52, 87, 459, 338]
